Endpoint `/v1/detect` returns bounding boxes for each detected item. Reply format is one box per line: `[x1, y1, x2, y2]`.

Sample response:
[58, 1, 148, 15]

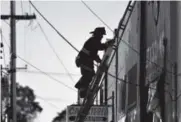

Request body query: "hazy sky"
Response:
[1, 1, 128, 122]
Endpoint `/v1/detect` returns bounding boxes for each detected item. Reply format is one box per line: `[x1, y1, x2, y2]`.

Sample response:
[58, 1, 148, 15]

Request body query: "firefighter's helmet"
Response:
[90, 27, 106, 35]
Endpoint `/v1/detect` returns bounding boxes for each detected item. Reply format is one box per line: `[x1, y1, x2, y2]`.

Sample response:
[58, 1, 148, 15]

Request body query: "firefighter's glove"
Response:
[95, 55, 102, 63]
[106, 39, 115, 47]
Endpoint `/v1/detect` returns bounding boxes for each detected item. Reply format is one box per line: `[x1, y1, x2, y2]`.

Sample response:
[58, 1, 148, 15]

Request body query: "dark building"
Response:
[105, 1, 181, 122]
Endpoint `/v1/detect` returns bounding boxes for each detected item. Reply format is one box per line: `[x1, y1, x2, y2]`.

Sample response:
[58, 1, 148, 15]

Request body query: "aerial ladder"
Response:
[75, 1, 136, 122]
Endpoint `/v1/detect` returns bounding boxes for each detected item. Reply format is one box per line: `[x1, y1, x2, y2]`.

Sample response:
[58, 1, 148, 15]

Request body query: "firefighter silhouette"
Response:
[75, 27, 112, 98]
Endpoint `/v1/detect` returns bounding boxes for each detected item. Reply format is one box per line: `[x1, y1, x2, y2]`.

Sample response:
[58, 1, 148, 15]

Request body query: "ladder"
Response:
[75, 1, 136, 122]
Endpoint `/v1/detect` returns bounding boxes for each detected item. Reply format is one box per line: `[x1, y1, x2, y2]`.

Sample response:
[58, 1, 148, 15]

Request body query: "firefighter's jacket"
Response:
[76, 36, 107, 68]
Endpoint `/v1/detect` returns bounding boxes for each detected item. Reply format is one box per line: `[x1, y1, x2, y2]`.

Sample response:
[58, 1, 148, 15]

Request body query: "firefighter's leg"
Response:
[74, 65, 94, 89]
[80, 65, 95, 88]
[74, 76, 83, 89]
[79, 65, 95, 98]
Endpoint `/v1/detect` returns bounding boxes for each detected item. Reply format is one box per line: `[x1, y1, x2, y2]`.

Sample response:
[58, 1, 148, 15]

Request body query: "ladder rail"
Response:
[75, 46, 112, 122]
[75, 1, 137, 122]
[108, 1, 136, 69]
[80, 46, 112, 106]
[98, 1, 136, 93]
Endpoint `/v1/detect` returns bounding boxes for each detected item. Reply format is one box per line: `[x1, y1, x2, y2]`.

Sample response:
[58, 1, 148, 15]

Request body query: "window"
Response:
[127, 64, 137, 109]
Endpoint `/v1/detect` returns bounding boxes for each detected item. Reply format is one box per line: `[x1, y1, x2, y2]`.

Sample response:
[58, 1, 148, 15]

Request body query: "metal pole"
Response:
[161, 37, 167, 122]
[100, 88, 104, 105]
[115, 32, 118, 122]
[10, 1, 17, 122]
[112, 91, 115, 122]
[96, 91, 98, 105]
[104, 71, 108, 105]
[139, 1, 147, 122]
[174, 63, 178, 122]
[96, 63, 99, 105]
[77, 90, 80, 105]
[1, 65, 2, 122]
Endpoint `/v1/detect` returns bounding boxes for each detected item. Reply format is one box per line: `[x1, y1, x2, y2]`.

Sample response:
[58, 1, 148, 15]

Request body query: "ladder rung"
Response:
[120, 26, 125, 30]
[128, 8, 133, 11]
[121, 24, 125, 27]
[129, 5, 133, 9]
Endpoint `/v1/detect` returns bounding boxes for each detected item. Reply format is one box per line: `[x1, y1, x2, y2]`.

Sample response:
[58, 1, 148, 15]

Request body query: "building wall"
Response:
[173, 1, 181, 122]
[106, 1, 181, 122]
[177, 2, 181, 121]
[106, 2, 140, 122]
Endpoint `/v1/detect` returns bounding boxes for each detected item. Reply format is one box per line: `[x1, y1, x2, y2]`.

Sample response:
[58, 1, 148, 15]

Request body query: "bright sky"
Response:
[1, 1, 128, 122]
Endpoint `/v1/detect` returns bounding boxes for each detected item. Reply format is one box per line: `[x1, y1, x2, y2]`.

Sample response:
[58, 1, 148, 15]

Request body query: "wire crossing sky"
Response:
[2, 1, 181, 122]
[1, 1, 128, 122]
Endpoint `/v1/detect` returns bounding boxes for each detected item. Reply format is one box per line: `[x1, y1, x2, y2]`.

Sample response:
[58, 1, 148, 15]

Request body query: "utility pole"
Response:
[1, 1, 36, 122]
[139, 1, 147, 122]
[10, 2, 16, 122]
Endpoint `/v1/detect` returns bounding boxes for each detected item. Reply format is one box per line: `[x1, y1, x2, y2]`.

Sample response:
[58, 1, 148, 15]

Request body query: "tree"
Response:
[52, 109, 66, 122]
[52, 104, 76, 122]
[5, 83, 43, 122]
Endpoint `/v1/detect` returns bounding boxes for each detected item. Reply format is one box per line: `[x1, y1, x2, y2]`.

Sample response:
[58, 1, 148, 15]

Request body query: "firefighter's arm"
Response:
[98, 39, 115, 51]
[105, 39, 115, 46]
[97, 43, 108, 51]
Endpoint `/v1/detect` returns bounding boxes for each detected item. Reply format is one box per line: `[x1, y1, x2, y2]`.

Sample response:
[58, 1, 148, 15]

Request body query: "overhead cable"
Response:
[17, 55, 76, 92]
[0, 31, 76, 92]
[29, 0, 175, 87]
[29, 0, 79, 52]
[19, 70, 80, 76]
[36, 96, 61, 110]
[81, 0, 113, 32]
[0, 29, 7, 66]
[37, 21, 75, 83]
[81, 0, 174, 75]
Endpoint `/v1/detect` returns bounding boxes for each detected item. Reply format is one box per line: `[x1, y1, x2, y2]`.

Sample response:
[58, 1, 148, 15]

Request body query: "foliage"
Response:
[52, 109, 66, 122]
[52, 104, 76, 122]
[5, 83, 43, 122]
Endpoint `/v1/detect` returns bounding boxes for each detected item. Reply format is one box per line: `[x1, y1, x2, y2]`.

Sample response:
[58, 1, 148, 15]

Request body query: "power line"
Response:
[0, 31, 10, 48]
[29, 0, 32, 15]
[1, 29, 7, 66]
[80, 0, 174, 76]
[0, 29, 76, 92]
[80, 0, 134, 53]
[0, 33, 76, 110]
[81, 0, 113, 32]
[1, 40, 7, 66]
[17, 55, 76, 92]
[106, 72, 176, 101]
[29, 0, 177, 97]
[107, 65, 125, 90]
[21, 0, 24, 15]
[2, 20, 10, 26]
[36, 95, 72, 102]
[2, 29, 176, 102]
[23, 18, 27, 61]
[36, 21, 75, 83]
[29, 0, 79, 53]
[18, 70, 80, 76]
[28, 0, 127, 80]
[36, 96, 61, 110]
[20, 0, 27, 62]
